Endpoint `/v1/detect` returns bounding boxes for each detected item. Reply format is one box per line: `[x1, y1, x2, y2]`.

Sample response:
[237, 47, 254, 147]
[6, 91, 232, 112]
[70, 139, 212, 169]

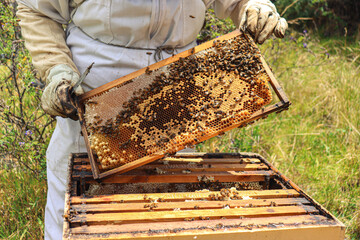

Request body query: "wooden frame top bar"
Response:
[78, 30, 241, 102]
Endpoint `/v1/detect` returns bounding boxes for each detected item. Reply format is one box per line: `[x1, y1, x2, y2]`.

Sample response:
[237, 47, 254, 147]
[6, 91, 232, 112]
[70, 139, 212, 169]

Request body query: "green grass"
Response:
[198, 34, 360, 239]
[0, 166, 46, 239]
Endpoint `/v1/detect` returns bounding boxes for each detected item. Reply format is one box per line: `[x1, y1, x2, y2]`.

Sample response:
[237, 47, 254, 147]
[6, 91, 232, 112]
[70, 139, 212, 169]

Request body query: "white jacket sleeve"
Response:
[203, 0, 249, 29]
[203, 0, 242, 20]
[212, 0, 243, 20]
[17, 0, 71, 24]
[16, 1, 79, 81]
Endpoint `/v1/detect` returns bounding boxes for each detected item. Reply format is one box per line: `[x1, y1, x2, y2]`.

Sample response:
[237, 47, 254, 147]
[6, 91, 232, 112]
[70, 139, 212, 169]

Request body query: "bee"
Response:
[213, 100, 222, 108]
[203, 79, 208, 87]
[87, 100, 98, 105]
[215, 113, 223, 118]
[145, 67, 153, 75]
[234, 97, 242, 103]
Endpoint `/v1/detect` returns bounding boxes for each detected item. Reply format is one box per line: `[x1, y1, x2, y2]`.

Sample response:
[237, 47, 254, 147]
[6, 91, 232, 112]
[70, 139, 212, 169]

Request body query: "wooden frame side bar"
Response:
[77, 99, 100, 179]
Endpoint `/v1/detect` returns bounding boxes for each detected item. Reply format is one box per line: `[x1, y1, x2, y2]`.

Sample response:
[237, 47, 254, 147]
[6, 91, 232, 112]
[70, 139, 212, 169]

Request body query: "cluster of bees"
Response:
[143, 202, 158, 211]
[208, 188, 243, 201]
[85, 33, 272, 170]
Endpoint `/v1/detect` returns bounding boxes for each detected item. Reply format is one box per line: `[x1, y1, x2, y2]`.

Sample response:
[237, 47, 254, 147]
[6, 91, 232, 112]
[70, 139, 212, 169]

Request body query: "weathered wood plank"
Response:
[71, 197, 310, 213]
[69, 214, 332, 235]
[69, 225, 345, 240]
[73, 163, 269, 173]
[73, 170, 274, 184]
[160, 157, 262, 164]
[70, 189, 300, 204]
[72, 157, 263, 164]
[70, 205, 318, 224]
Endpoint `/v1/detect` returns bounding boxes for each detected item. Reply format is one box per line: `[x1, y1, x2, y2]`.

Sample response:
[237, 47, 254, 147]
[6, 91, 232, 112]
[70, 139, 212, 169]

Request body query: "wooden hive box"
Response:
[63, 152, 345, 240]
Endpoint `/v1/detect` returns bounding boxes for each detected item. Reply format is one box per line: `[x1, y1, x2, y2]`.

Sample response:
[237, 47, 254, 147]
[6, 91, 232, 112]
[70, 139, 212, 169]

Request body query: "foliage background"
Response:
[0, 1, 53, 239]
[0, 0, 359, 239]
[274, 0, 360, 37]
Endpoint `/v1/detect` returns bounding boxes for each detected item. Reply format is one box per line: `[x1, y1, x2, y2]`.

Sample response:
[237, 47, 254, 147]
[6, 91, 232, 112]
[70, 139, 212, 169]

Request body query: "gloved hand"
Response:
[41, 64, 84, 120]
[234, 0, 288, 44]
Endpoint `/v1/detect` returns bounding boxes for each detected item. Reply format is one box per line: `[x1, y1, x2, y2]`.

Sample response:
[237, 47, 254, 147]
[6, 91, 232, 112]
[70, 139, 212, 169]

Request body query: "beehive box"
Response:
[77, 30, 290, 179]
[63, 152, 345, 240]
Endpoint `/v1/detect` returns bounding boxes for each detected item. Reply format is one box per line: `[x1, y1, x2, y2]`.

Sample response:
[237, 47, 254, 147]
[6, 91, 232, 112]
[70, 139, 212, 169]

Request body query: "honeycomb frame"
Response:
[77, 30, 290, 179]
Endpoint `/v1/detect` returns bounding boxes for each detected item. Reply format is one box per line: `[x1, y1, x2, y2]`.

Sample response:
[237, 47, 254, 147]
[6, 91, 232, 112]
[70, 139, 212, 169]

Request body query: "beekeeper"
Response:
[16, 0, 287, 239]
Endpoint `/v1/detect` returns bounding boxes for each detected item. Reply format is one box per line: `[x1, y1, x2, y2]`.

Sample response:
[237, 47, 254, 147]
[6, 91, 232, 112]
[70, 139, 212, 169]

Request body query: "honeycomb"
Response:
[83, 32, 272, 171]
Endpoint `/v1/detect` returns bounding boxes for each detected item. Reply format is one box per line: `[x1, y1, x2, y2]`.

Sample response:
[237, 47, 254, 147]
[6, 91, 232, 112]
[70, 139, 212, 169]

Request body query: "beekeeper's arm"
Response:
[16, 1, 82, 120]
[204, 0, 288, 44]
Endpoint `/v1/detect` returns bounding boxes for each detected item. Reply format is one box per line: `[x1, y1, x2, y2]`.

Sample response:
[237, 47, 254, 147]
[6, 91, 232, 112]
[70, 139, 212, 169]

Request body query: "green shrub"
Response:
[274, 0, 360, 36]
[0, 1, 53, 238]
[0, 1, 53, 178]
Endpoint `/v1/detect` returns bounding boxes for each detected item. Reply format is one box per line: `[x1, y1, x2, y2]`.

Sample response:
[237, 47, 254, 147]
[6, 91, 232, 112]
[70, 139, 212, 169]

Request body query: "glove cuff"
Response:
[41, 81, 70, 119]
[235, 0, 278, 29]
[41, 64, 83, 119]
[47, 64, 78, 84]
[46, 64, 84, 95]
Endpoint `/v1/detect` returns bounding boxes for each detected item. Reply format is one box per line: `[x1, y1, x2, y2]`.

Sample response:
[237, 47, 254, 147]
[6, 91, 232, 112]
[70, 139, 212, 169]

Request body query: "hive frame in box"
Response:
[77, 30, 290, 179]
[63, 152, 344, 240]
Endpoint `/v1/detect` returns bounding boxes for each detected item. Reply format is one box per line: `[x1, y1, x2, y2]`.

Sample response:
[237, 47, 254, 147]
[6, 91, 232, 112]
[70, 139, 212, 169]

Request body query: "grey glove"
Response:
[41, 64, 84, 120]
[234, 0, 288, 44]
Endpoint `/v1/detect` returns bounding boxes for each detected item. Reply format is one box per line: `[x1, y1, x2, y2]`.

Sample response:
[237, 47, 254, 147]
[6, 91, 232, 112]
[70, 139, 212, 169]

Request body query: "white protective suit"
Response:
[16, 0, 287, 239]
